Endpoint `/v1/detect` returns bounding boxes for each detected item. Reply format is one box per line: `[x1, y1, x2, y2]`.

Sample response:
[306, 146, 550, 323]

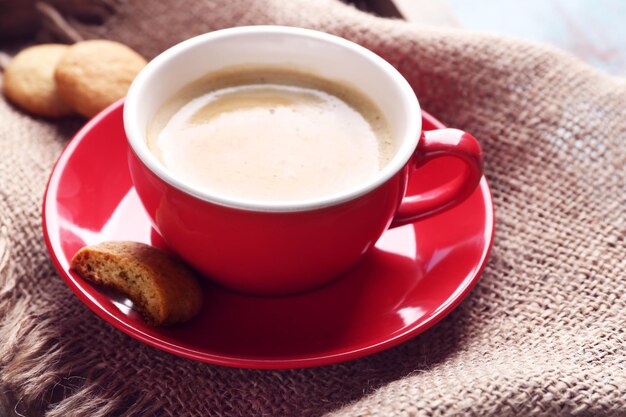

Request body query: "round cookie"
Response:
[55, 40, 147, 118]
[3, 44, 74, 117]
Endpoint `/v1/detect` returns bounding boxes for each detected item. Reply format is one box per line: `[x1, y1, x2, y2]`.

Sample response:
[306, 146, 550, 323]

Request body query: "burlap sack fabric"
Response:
[1, 0, 625, 416]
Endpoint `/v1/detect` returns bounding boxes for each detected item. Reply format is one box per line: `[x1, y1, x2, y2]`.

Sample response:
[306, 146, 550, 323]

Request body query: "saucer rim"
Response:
[42, 99, 495, 369]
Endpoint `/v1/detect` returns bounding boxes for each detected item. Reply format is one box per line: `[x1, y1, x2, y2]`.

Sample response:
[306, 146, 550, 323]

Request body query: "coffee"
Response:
[147, 67, 393, 202]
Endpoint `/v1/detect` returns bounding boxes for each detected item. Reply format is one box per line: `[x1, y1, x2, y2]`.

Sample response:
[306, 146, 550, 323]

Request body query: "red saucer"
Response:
[43, 101, 494, 369]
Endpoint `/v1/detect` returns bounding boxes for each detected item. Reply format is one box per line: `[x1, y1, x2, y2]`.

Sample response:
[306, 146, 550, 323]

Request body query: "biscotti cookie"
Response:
[55, 40, 147, 118]
[70, 241, 203, 326]
[3, 44, 74, 117]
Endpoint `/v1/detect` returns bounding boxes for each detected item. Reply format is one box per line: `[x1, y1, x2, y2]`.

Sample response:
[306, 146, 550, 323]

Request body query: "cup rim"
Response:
[124, 26, 421, 213]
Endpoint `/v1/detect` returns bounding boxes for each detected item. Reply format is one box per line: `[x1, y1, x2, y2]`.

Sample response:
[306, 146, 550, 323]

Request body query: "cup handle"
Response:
[391, 128, 484, 228]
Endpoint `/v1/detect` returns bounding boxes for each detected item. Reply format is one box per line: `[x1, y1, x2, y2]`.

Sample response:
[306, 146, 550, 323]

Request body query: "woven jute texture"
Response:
[1, 0, 625, 416]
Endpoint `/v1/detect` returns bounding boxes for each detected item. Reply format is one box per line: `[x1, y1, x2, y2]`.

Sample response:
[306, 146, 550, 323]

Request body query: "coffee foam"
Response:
[148, 67, 394, 202]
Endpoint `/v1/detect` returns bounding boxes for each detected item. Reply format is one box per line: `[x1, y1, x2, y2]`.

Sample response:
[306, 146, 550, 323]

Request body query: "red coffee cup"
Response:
[124, 26, 483, 295]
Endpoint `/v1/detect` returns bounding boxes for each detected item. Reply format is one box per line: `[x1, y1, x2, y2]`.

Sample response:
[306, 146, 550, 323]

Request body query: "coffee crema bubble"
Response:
[147, 66, 394, 202]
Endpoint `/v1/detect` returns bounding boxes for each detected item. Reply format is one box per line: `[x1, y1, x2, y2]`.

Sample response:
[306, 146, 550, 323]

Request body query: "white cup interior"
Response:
[124, 26, 421, 212]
